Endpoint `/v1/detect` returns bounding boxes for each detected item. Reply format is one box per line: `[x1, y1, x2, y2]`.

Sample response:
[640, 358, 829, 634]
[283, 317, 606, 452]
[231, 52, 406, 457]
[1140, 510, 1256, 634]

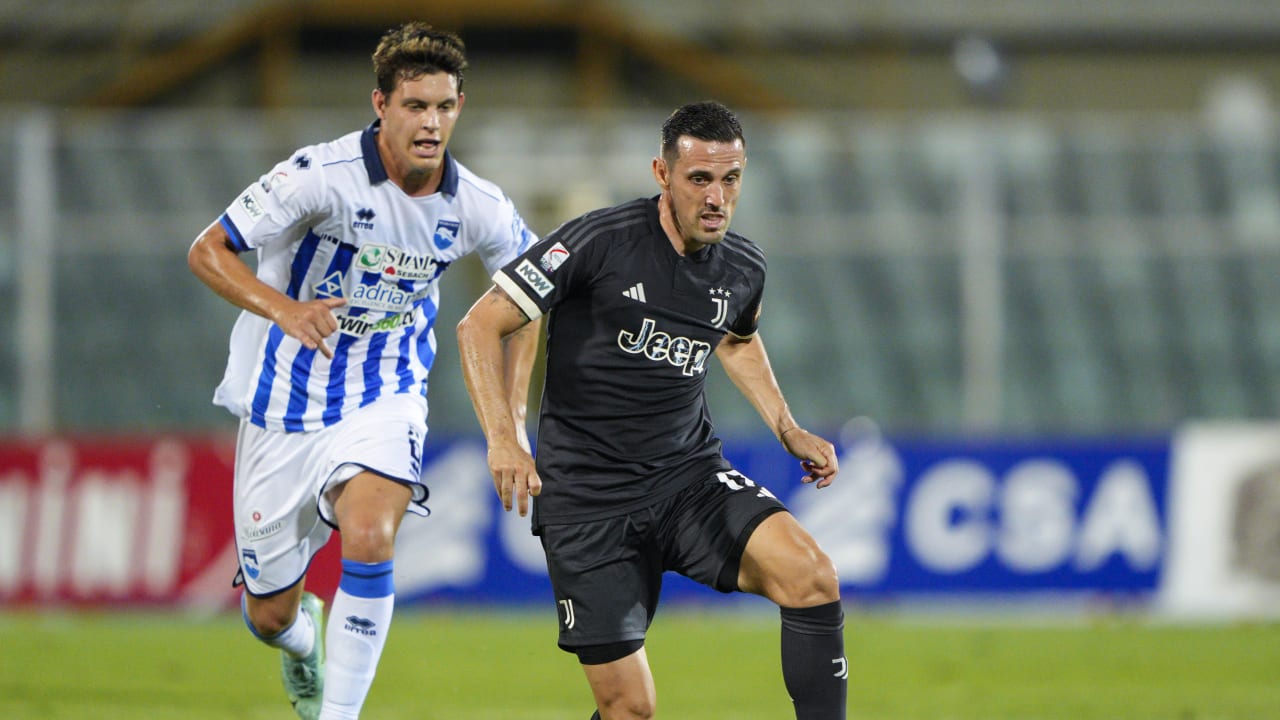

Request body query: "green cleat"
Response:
[282, 592, 326, 719]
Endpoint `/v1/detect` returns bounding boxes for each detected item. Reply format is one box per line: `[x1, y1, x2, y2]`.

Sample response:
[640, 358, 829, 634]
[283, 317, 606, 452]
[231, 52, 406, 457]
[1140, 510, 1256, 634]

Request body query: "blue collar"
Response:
[360, 119, 459, 195]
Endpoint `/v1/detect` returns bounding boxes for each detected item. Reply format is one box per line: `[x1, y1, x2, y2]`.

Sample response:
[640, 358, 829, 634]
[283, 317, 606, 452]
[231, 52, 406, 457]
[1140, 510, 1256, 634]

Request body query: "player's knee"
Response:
[598, 690, 656, 720]
[245, 597, 297, 638]
[773, 547, 840, 608]
[337, 516, 397, 563]
[811, 550, 841, 603]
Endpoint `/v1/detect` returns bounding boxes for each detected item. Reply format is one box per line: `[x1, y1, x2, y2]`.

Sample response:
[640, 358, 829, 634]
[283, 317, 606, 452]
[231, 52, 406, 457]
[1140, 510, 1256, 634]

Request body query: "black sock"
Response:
[780, 600, 847, 720]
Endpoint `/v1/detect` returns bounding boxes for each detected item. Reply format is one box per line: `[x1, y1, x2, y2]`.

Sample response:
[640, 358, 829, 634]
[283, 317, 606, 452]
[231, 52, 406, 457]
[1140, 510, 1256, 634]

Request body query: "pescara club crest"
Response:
[241, 549, 261, 580]
[433, 218, 461, 249]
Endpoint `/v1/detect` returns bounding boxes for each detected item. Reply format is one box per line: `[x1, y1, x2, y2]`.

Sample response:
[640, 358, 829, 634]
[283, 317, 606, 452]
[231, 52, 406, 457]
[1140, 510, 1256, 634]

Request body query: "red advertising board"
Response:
[0, 437, 341, 608]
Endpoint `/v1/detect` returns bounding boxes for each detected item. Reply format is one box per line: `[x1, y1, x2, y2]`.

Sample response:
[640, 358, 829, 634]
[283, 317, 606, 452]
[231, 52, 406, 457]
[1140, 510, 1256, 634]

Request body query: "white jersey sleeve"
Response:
[221, 153, 330, 254]
[451, 168, 538, 276]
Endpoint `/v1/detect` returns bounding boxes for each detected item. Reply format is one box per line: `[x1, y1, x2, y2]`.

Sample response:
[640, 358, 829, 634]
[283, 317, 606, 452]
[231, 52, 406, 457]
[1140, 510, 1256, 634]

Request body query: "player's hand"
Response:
[780, 427, 840, 489]
[273, 297, 346, 358]
[487, 440, 541, 516]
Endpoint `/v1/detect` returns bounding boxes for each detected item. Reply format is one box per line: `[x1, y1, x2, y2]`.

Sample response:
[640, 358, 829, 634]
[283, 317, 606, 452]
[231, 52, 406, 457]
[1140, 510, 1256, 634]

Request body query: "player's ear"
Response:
[372, 88, 387, 119]
[652, 156, 669, 189]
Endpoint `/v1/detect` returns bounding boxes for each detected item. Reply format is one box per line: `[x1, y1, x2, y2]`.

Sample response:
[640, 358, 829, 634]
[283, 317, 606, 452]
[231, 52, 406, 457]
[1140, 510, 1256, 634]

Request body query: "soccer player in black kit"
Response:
[457, 101, 846, 720]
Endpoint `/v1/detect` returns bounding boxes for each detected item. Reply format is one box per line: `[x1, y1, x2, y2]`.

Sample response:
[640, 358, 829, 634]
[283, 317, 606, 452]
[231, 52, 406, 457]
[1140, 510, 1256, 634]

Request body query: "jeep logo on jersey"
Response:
[617, 317, 712, 376]
[433, 218, 461, 249]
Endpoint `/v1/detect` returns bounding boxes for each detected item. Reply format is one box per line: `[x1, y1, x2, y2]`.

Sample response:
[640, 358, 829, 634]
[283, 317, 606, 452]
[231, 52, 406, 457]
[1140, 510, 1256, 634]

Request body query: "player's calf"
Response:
[319, 558, 396, 719]
[780, 600, 847, 720]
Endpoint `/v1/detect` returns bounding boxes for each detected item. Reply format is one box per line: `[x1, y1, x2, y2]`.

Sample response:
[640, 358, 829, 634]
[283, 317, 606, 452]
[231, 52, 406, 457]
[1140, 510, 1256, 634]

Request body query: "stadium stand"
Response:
[1, 2, 1279, 437]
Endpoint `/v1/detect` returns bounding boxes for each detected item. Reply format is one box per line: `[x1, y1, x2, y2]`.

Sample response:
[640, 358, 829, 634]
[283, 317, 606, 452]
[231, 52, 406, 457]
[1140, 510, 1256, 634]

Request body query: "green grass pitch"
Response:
[1, 608, 1277, 719]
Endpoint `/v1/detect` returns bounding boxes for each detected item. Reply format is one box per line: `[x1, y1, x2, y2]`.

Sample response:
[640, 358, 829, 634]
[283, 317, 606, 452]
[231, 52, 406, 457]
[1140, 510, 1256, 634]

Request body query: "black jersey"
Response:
[494, 197, 767, 528]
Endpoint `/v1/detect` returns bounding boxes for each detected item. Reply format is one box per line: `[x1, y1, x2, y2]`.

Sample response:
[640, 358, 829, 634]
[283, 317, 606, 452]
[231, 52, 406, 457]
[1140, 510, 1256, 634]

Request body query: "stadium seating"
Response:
[0, 108, 1277, 436]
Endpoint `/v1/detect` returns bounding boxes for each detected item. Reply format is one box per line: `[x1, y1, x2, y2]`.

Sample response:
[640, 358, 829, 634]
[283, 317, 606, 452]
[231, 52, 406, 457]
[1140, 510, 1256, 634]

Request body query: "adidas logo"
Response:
[622, 283, 647, 302]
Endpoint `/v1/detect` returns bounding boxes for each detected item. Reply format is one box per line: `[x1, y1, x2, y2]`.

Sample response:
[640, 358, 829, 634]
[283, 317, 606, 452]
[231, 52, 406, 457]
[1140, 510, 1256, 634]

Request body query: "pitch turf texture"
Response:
[1, 609, 1276, 719]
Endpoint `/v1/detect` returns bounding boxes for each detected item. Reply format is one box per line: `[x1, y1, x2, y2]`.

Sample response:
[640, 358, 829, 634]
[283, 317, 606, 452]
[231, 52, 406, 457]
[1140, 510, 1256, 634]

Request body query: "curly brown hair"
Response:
[372, 22, 468, 96]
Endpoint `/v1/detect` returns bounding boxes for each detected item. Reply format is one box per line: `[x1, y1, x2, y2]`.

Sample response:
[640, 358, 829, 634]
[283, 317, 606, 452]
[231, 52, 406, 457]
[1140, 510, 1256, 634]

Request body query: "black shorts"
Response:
[538, 467, 787, 652]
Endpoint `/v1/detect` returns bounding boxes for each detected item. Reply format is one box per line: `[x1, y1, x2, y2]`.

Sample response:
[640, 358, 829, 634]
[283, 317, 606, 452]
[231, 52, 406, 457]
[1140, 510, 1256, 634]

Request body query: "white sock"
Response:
[242, 592, 315, 658]
[319, 559, 395, 720]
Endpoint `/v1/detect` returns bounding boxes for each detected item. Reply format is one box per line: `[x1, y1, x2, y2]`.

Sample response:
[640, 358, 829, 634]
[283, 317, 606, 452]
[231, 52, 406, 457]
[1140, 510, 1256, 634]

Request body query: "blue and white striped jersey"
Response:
[213, 121, 536, 432]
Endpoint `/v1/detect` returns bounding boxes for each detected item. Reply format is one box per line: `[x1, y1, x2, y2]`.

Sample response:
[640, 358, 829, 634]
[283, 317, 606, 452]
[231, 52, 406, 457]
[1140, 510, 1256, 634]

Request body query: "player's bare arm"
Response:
[502, 316, 542, 454]
[457, 285, 542, 515]
[716, 333, 839, 488]
[187, 221, 345, 358]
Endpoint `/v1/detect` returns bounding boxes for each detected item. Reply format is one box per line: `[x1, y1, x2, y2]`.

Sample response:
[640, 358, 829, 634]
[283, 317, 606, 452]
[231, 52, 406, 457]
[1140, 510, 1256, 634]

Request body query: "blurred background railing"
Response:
[2, 108, 1278, 437]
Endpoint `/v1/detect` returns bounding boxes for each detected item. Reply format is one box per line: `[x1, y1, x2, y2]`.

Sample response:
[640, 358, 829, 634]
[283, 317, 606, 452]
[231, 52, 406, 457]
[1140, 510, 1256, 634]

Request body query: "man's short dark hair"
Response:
[372, 22, 468, 96]
[660, 101, 746, 163]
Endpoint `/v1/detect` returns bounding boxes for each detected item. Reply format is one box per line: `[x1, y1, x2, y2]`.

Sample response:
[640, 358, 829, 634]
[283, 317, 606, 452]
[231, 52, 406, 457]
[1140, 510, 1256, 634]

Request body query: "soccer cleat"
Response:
[282, 592, 326, 719]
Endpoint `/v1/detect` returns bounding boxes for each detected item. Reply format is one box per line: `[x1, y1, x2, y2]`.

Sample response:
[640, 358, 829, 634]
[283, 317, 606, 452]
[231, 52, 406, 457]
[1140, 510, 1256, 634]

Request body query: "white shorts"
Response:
[233, 393, 429, 596]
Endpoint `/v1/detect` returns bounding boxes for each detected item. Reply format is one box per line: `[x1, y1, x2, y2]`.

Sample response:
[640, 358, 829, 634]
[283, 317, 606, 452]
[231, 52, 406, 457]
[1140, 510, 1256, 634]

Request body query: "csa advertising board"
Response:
[0, 430, 1171, 609]
[391, 430, 1171, 604]
[790, 430, 1169, 598]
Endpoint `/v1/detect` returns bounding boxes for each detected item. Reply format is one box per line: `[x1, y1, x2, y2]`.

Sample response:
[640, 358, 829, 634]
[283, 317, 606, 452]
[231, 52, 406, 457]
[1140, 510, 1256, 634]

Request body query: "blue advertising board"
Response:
[392, 432, 1171, 606]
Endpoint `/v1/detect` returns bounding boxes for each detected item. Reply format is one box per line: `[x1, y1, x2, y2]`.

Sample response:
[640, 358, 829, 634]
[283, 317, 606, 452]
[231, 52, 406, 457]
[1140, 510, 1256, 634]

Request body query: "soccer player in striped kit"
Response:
[188, 22, 539, 719]
[458, 101, 847, 720]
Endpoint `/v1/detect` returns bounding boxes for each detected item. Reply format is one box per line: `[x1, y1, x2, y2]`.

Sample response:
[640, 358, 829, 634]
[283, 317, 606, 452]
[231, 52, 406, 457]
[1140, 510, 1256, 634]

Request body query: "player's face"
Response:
[372, 72, 464, 194]
[654, 136, 746, 251]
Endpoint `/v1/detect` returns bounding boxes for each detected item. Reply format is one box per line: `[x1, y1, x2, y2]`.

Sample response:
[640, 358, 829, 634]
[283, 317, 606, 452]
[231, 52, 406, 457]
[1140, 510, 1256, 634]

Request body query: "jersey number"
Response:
[715, 471, 777, 499]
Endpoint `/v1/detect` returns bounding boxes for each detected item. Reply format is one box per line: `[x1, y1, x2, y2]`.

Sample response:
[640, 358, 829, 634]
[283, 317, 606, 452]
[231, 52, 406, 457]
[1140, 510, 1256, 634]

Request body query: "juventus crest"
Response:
[709, 286, 732, 327]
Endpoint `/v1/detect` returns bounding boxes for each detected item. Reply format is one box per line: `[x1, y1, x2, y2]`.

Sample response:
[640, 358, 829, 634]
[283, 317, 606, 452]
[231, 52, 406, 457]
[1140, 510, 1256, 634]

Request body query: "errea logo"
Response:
[617, 317, 711, 376]
[344, 615, 378, 636]
[353, 207, 376, 230]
